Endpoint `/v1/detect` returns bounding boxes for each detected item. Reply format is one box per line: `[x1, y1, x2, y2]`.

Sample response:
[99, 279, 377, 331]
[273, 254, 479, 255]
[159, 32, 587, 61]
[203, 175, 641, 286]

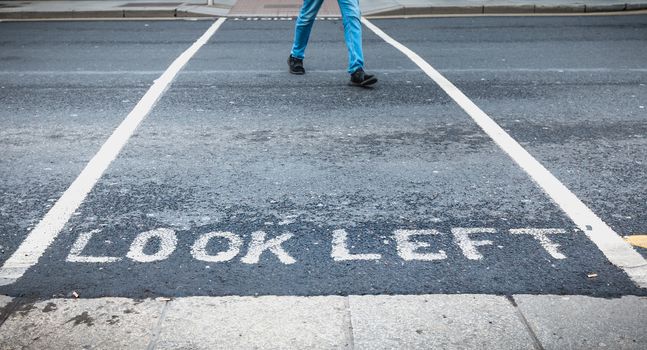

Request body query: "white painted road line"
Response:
[0, 18, 227, 286]
[361, 17, 647, 288]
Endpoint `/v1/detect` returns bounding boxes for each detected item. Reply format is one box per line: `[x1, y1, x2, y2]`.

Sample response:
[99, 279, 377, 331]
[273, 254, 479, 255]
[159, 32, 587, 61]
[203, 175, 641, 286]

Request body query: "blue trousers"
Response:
[290, 0, 364, 74]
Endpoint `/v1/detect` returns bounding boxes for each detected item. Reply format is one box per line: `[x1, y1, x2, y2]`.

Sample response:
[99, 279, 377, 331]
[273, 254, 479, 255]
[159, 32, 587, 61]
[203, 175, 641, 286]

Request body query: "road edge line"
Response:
[0, 17, 227, 286]
[361, 17, 647, 288]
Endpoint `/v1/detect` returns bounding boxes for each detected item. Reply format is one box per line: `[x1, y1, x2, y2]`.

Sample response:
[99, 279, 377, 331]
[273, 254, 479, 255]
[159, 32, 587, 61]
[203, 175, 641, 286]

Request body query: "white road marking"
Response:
[510, 228, 567, 260]
[331, 229, 381, 261]
[241, 231, 296, 265]
[66, 229, 122, 263]
[394, 229, 447, 261]
[126, 228, 178, 263]
[63, 226, 575, 265]
[362, 17, 647, 287]
[0, 18, 227, 286]
[451, 228, 496, 260]
[191, 231, 242, 262]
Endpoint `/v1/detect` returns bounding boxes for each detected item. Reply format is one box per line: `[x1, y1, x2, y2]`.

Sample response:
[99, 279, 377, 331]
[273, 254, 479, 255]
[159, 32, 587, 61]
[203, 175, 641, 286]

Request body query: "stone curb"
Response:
[0, 9, 215, 19]
[363, 3, 647, 16]
[1, 3, 646, 19]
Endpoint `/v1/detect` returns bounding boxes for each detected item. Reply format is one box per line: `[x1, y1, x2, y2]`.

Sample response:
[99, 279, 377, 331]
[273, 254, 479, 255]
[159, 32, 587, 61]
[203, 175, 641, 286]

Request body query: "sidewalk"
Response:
[1, 294, 646, 349]
[361, 0, 647, 16]
[0, 0, 236, 18]
[1, 0, 646, 19]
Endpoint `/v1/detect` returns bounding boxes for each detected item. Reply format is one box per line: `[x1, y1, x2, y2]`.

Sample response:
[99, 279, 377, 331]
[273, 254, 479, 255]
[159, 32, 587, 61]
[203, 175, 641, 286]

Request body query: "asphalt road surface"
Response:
[0, 14, 646, 298]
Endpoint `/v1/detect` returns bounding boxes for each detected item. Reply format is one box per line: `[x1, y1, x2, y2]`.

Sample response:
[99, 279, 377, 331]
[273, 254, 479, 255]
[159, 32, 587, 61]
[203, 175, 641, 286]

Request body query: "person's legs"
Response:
[337, 0, 364, 73]
[291, 0, 325, 60]
[338, 0, 376, 86]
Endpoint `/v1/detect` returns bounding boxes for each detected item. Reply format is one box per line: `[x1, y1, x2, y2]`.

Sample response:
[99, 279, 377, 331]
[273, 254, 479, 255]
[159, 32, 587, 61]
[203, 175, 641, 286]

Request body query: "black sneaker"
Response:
[288, 55, 305, 75]
[350, 68, 377, 87]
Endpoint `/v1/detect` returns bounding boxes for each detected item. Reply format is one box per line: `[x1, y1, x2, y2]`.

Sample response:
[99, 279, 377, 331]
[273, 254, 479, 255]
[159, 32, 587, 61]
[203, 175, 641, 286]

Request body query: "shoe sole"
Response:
[349, 76, 378, 87]
[289, 70, 305, 75]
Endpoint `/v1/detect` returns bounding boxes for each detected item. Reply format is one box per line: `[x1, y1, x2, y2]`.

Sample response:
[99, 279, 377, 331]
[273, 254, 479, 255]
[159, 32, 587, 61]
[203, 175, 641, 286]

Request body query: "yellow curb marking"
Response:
[625, 235, 647, 249]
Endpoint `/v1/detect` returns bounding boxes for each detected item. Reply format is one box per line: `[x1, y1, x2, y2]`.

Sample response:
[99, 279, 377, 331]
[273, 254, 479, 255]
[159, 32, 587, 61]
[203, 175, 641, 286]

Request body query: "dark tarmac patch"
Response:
[65, 311, 95, 327]
[42, 302, 57, 313]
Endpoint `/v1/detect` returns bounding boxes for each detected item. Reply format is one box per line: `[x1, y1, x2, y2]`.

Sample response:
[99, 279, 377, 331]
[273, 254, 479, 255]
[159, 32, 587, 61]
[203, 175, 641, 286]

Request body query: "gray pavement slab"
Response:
[155, 296, 350, 349]
[535, 4, 586, 12]
[0, 297, 164, 349]
[0, 0, 233, 18]
[349, 294, 535, 349]
[484, 4, 536, 13]
[228, 0, 341, 17]
[0, 294, 646, 349]
[514, 294, 647, 349]
[0, 0, 218, 12]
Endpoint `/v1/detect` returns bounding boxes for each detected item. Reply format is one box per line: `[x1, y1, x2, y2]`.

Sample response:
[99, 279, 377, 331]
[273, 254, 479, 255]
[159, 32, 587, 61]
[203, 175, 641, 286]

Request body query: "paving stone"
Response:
[228, 0, 340, 17]
[155, 296, 350, 350]
[0, 297, 164, 350]
[535, 4, 586, 12]
[409, 6, 484, 15]
[586, 4, 628, 12]
[484, 4, 536, 13]
[123, 9, 176, 17]
[515, 294, 647, 350]
[626, 2, 647, 10]
[349, 294, 535, 349]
